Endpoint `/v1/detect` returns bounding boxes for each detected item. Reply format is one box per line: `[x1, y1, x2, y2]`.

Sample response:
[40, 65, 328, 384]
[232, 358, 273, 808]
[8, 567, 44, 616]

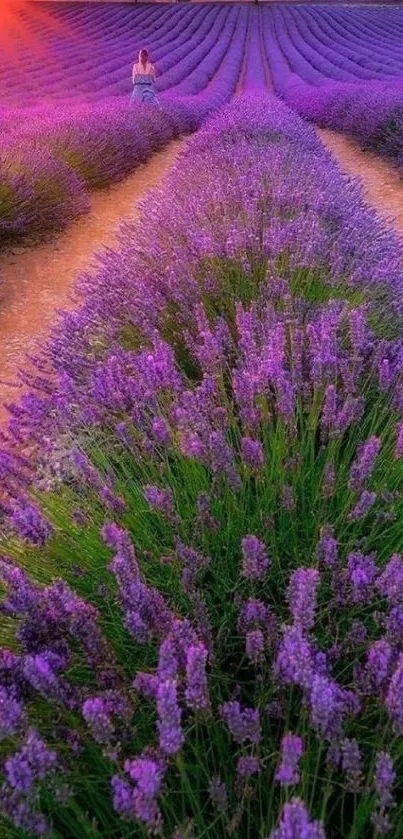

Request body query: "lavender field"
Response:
[3, 4, 403, 243]
[2, 3, 403, 839]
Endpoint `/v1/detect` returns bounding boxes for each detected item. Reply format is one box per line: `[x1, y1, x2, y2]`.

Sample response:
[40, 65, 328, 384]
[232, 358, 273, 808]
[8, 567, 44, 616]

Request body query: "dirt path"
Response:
[318, 128, 403, 236]
[0, 140, 182, 425]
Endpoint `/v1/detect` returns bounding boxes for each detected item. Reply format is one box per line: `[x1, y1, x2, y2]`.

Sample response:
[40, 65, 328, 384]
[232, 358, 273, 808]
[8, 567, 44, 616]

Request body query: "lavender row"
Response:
[1, 95, 403, 839]
[262, 7, 403, 174]
[274, 7, 403, 82]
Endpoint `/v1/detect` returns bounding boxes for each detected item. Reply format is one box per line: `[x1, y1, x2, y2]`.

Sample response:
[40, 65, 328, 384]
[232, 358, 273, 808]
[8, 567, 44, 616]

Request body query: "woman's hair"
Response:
[139, 48, 149, 67]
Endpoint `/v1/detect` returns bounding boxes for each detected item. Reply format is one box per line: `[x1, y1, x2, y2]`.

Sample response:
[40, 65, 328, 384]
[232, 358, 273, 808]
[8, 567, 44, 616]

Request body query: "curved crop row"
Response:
[2, 93, 403, 839]
[262, 6, 403, 173]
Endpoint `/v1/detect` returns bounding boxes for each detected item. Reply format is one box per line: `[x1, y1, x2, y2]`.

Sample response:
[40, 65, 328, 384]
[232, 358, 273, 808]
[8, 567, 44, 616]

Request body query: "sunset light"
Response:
[0, 0, 65, 53]
[0, 0, 28, 41]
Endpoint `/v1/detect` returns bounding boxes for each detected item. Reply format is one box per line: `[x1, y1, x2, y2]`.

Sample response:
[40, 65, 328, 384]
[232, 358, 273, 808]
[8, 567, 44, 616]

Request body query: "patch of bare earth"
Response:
[318, 128, 403, 235]
[0, 140, 182, 425]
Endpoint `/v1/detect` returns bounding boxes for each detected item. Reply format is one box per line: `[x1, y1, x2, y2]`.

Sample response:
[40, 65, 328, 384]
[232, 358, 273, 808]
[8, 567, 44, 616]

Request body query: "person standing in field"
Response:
[131, 49, 159, 106]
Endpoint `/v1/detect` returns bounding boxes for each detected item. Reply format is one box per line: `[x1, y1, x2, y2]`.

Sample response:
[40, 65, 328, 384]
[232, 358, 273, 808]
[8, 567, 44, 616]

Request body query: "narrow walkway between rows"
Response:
[0, 140, 183, 425]
[318, 128, 403, 236]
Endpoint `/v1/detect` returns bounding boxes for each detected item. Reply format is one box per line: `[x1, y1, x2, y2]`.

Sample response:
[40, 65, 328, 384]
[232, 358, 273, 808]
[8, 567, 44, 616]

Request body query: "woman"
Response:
[131, 49, 159, 106]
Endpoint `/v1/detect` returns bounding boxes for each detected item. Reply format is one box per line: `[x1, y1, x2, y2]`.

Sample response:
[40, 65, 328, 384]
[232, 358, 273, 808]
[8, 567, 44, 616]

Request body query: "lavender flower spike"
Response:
[374, 751, 395, 810]
[349, 490, 376, 521]
[241, 535, 270, 581]
[288, 568, 320, 631]
[268, 798, 326, 839]
[348, 436, 381, 492]
[276, 733, 304, 787]
[185, 643, 210, 712]
[386, 653, 403, 733]
[220, 701, 261, 745]
[157, 679, 184, 755]
[209, 776, 228, 813]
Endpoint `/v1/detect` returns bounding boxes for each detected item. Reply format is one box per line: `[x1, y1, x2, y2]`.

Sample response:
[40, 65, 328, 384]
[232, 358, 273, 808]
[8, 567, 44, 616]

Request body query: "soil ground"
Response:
[318, 129, 403, 234]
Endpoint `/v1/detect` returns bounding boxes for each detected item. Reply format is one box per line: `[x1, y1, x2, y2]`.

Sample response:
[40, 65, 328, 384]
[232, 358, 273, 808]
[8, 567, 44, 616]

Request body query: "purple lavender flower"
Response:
[335, 396, 364, 436]
[385, 605, 403, 643]
[316, 526, 338, 569]
[241, 535, 270, 581]
[111, 775, 136, 820]
[386, 653, 403, 733]
[83, 696, 115, 745]
[349, 490, 376, 521]
[364, 640, 393, 691]
[395, 422, 403, 459]
[5, 729, 57, 793]
[275, 625, 315, 690]
[99, 485, 127, 514]
[23, 653, 72, 706]
[349, 307, 368, 356]
[196, 492, 218, 532]
[0, 686, 25, 740]
[326, 742, 341, 772]
[348, 436, 381, 492]
[102, 522, 137, 559]
[268, 798, 326, 839]
[377, 554, 403, 604]
[175, 538, 210, 595]
[238, 599, 270, 632]
[237, 756, 261, 779]
[157, 639, 179, 683]
[220, 701, 261, 745]
[341, 738, 362, 792]
[157, 679, 184, 755]
[321, 384, 337, 433]
[309, 675, 353, 740]
[115, 754, 164, 829]
[374, 751, 395, 811]
[246, 629, 265, 664]
[322, 462, 336, 498]
[82, 692, 130, 745]
[185, 643, 210, 712]
[276, 733, 304, 787]
[281, 485, 296, 512]
[143, 485, 175, 518]
[347, 552, 378, 604]
[0, 785, 49, 836]
[105, 525, 173, 643]
[346, 620, 368, 648]
[209, 430, 240, 490]
[209, 776, 228, 813]
[71, 450, 102, 489]
[151, 416, 171, 446]
[288, 568, 320, 631]
[379, 359, 392, 392]
[240, 436, 265, 471]
[133, 672, 158, 699]
[9, 500, 52, 547]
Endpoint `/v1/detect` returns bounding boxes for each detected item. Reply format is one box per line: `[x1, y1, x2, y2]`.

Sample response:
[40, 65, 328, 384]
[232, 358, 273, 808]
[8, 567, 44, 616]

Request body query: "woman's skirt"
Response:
[130, 84, 160, 106]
